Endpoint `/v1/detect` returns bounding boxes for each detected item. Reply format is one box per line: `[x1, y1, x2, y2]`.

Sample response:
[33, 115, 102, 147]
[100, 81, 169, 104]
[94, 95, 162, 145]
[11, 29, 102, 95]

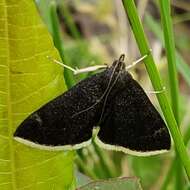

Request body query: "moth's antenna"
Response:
[72, 60, 121, 118]
[98, 69, 121, 124]
[96, 54, 125, 123]
[47, 56, 107, 75]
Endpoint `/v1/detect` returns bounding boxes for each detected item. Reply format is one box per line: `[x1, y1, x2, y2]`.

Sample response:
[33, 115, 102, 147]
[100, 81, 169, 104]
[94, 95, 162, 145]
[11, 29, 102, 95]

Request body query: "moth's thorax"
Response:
[102, 60, 133, 89]
[111, 59, 126, 73]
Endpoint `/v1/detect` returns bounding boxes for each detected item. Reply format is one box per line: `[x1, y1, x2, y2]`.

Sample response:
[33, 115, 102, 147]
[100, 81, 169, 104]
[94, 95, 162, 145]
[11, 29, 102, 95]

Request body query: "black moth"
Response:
[14, 55, 171, 156]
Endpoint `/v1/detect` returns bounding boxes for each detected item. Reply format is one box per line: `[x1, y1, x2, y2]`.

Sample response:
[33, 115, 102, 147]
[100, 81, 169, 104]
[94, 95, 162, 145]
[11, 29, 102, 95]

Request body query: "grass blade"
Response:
[159, 0, 179, 123]
[145, 14, 190, 87]
[49, 1, 75, 88]
[158, 1, 182, 189]
[122, 0, 190, 180]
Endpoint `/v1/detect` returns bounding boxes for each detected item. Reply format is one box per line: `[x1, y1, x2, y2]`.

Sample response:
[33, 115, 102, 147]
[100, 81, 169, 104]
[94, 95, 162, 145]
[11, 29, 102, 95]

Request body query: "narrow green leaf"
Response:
[161, 160, 176, 190]
[145, 14, 190, 87]
[159, 1, 182, 189]
[129, 156, 162, 189]
[122, 0, 190, 180]
[176, 54, 190, 87]
[49, 1, 76, 88]
[159, 0, 180, 124]
[0, 0, 75, 189]
[60, 1, 81, 40]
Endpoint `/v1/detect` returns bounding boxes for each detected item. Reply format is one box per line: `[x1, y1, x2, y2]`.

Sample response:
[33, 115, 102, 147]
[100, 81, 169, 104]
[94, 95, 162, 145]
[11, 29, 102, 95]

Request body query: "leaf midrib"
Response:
[4, 0, 17, 189]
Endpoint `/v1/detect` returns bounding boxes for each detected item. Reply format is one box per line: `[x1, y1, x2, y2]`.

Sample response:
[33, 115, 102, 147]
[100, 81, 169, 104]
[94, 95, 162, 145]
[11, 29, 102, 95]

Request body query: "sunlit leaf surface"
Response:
[0, 0, 75, 189]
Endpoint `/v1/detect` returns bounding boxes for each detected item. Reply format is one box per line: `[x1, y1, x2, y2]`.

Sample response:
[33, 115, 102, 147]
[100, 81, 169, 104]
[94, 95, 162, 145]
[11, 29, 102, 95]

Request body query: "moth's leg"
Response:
[125, 49, 152, 70]
[145, 86, 166, 94]
[73, 65, 107, 74]
[47, 56, 107, 75]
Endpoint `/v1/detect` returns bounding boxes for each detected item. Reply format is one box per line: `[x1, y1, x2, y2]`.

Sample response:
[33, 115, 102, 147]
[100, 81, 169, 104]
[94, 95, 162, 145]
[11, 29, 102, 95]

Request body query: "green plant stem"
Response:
[92, 141, 116, 178]
[49, 1, 75, 88]
[122, 0, 190, 180]
[76, 157, 98, 179]
[145, 14, 190, 189]
[161, 125, 190, 190]
[161, 160, 176, 190]
[59, 1, 89, 80]
[175, 159, 184, 190]
[145, 14, 190, 88]
[173, 12, 190, 24]
[159, 0, 180, 124]
[184, 124, 190, 145]
[60, 2, 81, 39]
[159, 1, 182, 189]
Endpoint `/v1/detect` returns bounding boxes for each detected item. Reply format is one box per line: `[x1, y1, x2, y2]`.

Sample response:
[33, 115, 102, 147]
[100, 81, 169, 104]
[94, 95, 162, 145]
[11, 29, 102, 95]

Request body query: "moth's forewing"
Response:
[14, 69, 112, 150]
[96, 71, 171, 156]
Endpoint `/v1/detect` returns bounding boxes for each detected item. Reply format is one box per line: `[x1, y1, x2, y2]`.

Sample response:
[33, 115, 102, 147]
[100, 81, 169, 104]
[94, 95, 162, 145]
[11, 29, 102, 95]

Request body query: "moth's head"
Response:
[113, 54, 126, 72]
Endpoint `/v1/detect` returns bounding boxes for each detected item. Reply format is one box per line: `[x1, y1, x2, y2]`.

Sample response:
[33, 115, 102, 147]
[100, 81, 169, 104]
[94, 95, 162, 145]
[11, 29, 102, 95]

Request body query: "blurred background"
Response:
[35, 0, 190, 189]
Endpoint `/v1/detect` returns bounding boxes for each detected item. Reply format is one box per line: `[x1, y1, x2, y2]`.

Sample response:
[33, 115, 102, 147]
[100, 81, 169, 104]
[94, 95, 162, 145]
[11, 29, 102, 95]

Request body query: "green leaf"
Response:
[36, 0, 53, 33]
[77, 177, 142, 190]
[75, 171, 92, 188]
[0, 0, 75, 189]
[129, 156, 163, 189]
